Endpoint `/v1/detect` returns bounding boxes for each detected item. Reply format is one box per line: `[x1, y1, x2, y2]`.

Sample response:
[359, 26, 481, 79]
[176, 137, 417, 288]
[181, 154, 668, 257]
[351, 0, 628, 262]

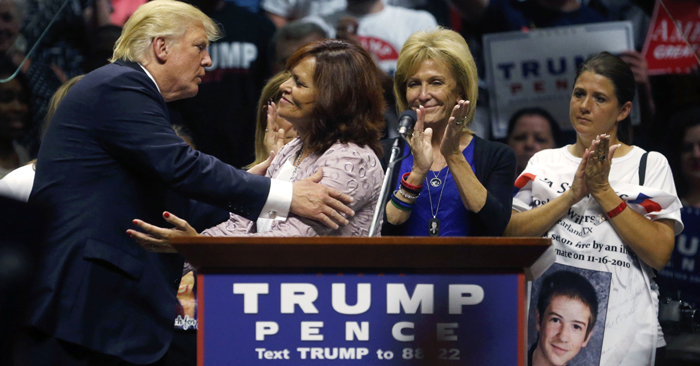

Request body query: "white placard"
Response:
[484, 22, 636, 139]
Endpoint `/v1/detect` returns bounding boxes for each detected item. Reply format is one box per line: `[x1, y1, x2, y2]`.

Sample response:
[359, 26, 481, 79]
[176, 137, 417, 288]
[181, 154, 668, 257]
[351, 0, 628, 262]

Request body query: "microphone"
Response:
[397, 110, 417, 137]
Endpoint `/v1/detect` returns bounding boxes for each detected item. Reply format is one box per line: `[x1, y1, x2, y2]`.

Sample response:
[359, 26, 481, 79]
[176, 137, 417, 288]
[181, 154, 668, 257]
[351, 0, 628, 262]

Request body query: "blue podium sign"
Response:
[199, 273, 524, 365]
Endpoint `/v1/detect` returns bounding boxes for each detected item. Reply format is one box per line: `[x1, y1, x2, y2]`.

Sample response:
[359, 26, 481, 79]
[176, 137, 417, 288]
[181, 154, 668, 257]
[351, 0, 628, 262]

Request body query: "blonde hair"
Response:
[110, 0, 221, 63]
[247, 71, 291, 168]
[394, 27, 479, 129]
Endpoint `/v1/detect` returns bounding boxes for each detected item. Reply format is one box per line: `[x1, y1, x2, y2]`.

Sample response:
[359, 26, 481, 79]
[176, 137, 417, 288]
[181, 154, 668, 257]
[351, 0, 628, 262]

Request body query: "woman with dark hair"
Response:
[506, 52, 683, 365]
[129, 39, 385, 241]
[507, 107, 563, 176]
[382, 27, 516, 237]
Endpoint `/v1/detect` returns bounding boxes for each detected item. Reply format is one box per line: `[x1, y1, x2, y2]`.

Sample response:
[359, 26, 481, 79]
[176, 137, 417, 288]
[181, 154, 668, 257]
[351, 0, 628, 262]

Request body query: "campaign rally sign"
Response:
[199, 273, 523, 365]
[642, 0, 700, 75]
[483, 22, 635, 139]
[657, 206, 700, 307]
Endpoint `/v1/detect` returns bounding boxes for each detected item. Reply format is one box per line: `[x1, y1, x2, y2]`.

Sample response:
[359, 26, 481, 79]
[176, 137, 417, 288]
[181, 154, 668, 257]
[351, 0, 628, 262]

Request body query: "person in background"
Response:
[0, 74, 83, 201]
[130, 39, 385, 243]
[261, 0, 446, 28]
[447, 0, 655, 143]
[271, 19, 327, 74]
[506, 52, 683, 365]
[304, 0, 437, 76]
[168, 0, 277, 169]
[26, 1, 354, 364]
[0, 63, 31, 178]
[382, 27, 516, 237]
[665, 106, 700, 208]
[248, 70, 297, 168]
[507, 107, 563, 176]
[653, 105, 700, 363]
[262, 0, 348, 28]
[20, 0, 111, 79]
[0, 0, 66, 158]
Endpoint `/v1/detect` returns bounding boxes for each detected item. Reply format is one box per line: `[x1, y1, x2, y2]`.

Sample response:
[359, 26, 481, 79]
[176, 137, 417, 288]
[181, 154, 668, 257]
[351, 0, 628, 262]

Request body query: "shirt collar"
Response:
[138, 63, 161, 93]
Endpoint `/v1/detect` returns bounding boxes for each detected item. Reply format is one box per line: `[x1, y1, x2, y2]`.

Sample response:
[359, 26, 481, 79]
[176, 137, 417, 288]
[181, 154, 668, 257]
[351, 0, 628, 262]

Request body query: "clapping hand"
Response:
[264, 101, 286, 155]
[585, 134, 620, 194]
[405, 106, 433, 174]
[440, 100, 470, 157]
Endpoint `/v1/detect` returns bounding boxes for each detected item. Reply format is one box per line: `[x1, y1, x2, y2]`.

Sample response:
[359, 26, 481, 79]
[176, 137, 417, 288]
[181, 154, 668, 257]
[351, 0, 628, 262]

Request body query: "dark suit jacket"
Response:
[28, 60, 270, 363]
[380, 135, 517, 236]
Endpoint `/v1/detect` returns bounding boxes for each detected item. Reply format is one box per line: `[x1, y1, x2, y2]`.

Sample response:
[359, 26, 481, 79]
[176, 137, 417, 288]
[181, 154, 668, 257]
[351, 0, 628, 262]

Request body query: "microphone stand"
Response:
[368, 137, 406, 237]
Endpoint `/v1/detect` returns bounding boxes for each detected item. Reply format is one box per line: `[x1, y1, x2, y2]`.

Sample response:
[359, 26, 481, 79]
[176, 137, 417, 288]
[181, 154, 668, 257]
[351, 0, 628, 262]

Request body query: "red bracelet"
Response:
[606, 201, 627, 218]
[401, 172, 423, 192]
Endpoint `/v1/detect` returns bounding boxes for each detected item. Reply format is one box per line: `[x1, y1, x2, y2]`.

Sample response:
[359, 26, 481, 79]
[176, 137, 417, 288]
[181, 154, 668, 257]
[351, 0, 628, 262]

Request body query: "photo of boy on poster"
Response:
[528, 265, 611, 366]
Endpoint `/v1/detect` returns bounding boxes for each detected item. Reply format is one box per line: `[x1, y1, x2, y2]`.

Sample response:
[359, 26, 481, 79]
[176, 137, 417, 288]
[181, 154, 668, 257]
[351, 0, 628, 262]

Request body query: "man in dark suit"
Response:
[25, 1, 354, 364]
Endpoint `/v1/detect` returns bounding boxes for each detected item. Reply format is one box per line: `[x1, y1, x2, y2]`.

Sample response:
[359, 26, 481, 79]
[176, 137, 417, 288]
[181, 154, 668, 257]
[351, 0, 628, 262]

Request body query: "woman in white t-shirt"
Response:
[506, 52, 683, 366]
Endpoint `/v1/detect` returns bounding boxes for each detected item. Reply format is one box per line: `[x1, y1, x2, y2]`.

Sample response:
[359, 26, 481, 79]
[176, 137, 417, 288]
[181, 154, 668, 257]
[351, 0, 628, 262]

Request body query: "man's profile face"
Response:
[534, 295, 593, 366]
[163, 21, 212, 101]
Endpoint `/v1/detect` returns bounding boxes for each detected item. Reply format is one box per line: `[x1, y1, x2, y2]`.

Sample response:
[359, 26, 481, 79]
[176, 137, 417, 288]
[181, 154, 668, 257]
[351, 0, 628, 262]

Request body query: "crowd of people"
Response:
[0, 0, 698, 365]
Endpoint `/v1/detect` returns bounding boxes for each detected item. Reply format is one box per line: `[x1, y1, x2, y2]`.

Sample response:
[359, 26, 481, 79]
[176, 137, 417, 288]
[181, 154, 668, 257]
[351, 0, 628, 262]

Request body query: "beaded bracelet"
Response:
[606, 201, 627, 218]
[400, 183, 422, 196]
[397, 187, 419, 200]
[401, 172, 423, 194]
[390, 192, 415, 211]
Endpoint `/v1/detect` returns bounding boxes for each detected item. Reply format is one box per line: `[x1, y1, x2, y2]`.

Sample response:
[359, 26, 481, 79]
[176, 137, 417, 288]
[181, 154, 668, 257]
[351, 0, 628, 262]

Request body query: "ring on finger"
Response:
[598, 155, 606, 161]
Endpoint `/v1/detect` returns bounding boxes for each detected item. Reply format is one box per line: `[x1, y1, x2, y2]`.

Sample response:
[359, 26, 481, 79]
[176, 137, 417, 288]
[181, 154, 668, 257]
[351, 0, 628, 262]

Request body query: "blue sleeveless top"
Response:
[394, 138, 476, 236]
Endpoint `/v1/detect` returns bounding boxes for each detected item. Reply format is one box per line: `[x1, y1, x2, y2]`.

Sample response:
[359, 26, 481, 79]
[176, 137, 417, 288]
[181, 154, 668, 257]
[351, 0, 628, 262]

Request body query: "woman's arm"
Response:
[586, 137, 675, 270]
[129, 147, 383, 246]
[243, 145, 383, 237]
[444, 150, 487, 213]
[440, 101, 488, 213]
[505, 147, 592, 237]
[592, 187, 675, 270]
[463, 141, 517, 235]
[440, 101, 516, 235]
[505, 189, 583, 237]
[385, 107, 432, 225]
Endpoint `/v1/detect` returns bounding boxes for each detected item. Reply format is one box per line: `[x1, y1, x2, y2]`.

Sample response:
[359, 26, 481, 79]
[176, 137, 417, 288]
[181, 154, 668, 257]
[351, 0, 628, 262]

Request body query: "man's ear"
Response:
[153, 36, 169, 63]
[535, 311, 541, 332]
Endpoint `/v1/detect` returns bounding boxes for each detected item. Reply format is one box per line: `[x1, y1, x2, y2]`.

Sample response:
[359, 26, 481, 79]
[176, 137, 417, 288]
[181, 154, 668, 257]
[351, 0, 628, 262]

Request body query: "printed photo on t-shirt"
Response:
[527, 264, 611, 366]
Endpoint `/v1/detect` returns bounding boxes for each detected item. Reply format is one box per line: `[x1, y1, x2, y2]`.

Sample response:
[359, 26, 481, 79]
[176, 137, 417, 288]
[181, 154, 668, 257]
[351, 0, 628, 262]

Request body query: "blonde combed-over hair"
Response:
[110, 0, 221, 63]
[394, 27, 479, 129]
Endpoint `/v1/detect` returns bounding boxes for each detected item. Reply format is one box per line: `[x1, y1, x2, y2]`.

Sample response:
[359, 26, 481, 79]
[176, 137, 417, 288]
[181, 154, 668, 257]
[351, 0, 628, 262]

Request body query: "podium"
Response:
[172, 236, 552, 366]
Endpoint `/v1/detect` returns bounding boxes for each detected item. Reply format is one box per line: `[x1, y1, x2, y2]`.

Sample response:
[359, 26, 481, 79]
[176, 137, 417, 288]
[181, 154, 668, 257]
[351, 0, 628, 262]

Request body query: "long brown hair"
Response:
[286, 39, 385, 157]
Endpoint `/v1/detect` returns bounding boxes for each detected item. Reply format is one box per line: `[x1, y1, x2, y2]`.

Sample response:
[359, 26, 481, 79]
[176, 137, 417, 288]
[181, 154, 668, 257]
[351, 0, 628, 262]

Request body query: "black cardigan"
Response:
[379, 135, 517, 236]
